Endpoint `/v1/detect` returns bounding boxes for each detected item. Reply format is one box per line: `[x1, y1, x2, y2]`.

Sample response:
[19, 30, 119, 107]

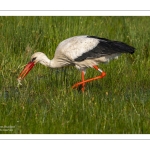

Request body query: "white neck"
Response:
[49, 59, 57, 68]
[35, 52, 69, 68]
[39, 57, 61, 68]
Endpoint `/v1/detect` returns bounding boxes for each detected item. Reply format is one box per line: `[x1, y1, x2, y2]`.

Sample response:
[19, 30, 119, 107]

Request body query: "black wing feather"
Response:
[74, 36, 135, 62]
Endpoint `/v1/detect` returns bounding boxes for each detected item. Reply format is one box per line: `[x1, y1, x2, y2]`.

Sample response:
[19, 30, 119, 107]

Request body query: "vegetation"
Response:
[0, 16, 150, 133]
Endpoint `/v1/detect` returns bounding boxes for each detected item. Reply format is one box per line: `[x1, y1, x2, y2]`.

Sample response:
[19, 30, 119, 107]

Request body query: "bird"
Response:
[17, 35, 135, 91]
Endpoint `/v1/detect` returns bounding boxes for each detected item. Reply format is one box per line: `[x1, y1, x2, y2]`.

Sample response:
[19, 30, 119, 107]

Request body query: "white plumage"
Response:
[18, 35, 135, 91]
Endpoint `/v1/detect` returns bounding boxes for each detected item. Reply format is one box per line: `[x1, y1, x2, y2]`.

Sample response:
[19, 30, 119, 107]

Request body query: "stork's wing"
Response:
[74, 36, 135, 62]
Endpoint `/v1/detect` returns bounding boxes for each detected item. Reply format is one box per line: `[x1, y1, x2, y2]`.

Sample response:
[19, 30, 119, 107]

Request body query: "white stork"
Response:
[17, 35, 135, 91]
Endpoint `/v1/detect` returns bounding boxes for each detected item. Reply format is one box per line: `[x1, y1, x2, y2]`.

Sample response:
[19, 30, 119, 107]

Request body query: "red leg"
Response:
[81, 71, 85, 92]
[72, 65, 106, 90]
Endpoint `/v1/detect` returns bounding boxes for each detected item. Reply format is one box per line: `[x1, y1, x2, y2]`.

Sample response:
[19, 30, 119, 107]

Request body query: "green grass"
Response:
[1, 16, 150, 134]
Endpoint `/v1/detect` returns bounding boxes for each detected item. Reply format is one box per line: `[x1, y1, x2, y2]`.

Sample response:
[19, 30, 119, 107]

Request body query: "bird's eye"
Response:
[32, 57, 36, 62]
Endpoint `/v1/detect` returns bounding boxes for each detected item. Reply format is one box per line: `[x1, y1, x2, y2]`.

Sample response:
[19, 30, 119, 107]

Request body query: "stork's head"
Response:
[17, 52, 50, 80]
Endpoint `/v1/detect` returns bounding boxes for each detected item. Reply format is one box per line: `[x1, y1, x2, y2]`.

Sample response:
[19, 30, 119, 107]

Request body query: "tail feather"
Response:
[87, 36, 135, 54]
[112, 41, 135, 54]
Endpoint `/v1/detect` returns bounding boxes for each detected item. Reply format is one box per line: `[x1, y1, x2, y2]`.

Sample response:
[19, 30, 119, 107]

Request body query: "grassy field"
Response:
[0, 16, 150, 134]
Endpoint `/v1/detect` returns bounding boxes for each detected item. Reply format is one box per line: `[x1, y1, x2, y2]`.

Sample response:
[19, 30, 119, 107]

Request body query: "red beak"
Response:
[18, 61, 35, 80]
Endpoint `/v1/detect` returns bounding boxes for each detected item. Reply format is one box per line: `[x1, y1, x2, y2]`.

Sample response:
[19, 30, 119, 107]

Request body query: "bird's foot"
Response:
[72, 82, 84, 89]
[72, 71, 106, 91]
[72, 82, 85, 92]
